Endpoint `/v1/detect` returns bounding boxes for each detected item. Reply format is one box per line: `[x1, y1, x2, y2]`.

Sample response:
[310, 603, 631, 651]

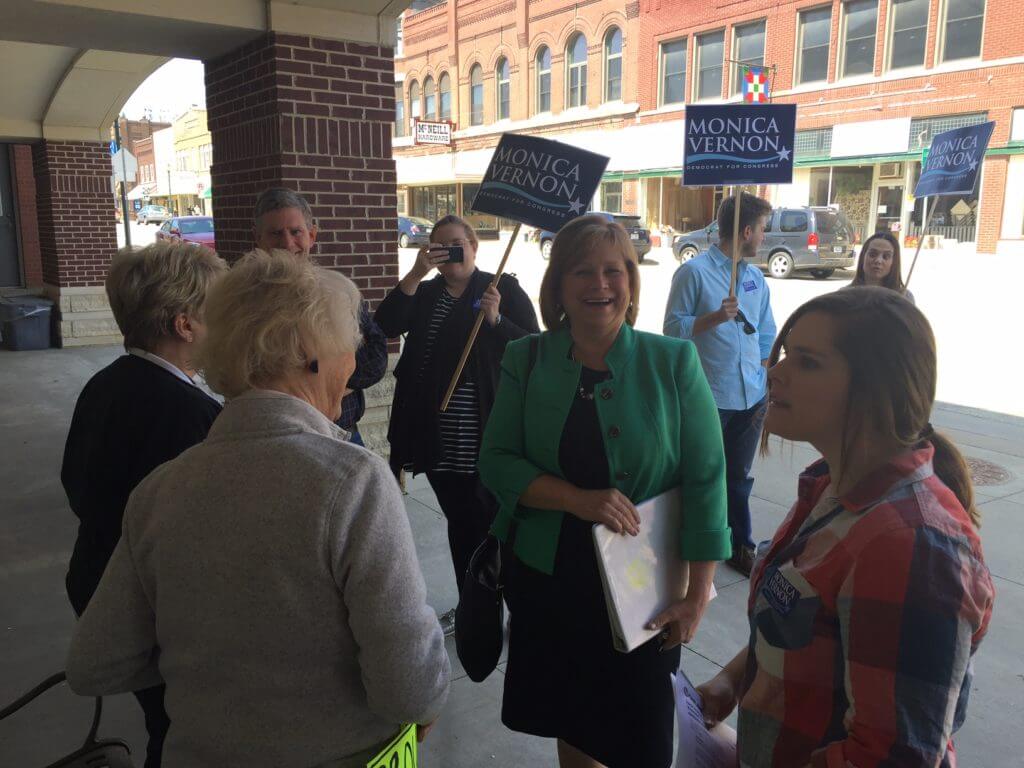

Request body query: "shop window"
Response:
[659, 39, 688, 106]
[732, 21, 766, 96]
[941, 0, 985, 62]
[780, 210, 809, 232]
[496, 58, 511, 120]
[394, 83, 405, 137]
[601, 181, 623, 213]
[469, 65, 484, 126]
[604, 27, 623, 102]
[424, 77, 436, 119]
[797, 6, 832, 84]
[409, 80, 421, 128]
[439, 73, 452, 120]
[567, 34, 588, 108]
[536, 46, 551, 113]
[696, 30, 724, 101]
[887, 0, 929, 70]
[840, 0, 878, 78]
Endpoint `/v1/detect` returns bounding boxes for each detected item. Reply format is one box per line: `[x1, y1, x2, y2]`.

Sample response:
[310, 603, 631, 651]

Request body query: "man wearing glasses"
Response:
[663, 192, 777, 577]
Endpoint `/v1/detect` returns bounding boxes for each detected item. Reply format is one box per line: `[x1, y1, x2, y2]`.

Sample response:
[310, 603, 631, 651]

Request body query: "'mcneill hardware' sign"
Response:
[414, 119, 453, 146]
[683, 104, 797, 187]
[471, 133, 609, 232]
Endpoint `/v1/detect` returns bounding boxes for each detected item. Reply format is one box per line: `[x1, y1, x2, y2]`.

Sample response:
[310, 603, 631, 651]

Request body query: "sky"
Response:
[121, 59, 207, 122]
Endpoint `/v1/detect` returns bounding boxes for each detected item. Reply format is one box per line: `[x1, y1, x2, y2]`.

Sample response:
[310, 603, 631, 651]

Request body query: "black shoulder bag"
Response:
[454, 334, 538, 683]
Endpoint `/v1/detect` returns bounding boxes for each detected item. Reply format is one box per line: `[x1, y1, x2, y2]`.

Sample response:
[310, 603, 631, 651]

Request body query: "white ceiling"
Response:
[0, 0, 409, 142]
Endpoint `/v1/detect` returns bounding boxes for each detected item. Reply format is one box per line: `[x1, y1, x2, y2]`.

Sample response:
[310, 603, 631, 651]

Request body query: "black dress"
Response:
[502, 366, 681, 768]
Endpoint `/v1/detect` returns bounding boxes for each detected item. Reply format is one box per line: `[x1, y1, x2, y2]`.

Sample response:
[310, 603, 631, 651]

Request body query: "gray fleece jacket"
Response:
[66, 390, 450, 767]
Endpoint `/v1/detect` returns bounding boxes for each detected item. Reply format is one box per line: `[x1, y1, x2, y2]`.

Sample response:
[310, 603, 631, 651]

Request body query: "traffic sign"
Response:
[111, 148, 138, 183]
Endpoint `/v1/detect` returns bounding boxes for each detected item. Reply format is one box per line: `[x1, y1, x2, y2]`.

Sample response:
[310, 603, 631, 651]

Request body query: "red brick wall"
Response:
[32, 140, 116, 288]
[977, 156, 1008, 254]
[204, 32, 398, 311]
[11, 144, 42, 287]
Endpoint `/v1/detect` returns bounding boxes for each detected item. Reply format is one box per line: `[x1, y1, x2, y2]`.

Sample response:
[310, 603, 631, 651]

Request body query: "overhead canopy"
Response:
[0, 0, 408, 143]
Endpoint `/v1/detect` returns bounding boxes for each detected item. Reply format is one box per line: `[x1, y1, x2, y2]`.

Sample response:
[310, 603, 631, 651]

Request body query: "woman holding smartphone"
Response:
[375, 215, 539, 633]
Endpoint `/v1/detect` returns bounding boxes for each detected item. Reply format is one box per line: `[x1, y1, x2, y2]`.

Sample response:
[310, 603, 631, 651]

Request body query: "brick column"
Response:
[976, 155, 1009, 255]
[11, 145, 42, 289]
[32, 140, 120, 346]
[205, 32, 399, 453]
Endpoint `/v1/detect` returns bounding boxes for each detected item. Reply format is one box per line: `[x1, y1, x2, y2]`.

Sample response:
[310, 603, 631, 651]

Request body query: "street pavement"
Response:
[3, 226, 1015, 765]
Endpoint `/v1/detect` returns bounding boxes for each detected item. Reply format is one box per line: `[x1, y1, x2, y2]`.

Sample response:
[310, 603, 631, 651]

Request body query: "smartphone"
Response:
[444, 245, 464, 263]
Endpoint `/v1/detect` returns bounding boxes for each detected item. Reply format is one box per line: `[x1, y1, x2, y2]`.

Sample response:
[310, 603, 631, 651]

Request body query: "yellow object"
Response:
[366, 724, 417, 768]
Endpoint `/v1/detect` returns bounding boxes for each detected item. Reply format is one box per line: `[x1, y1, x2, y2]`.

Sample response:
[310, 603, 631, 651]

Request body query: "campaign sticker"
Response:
[743, 280, 757, 292]
[761, 568, 801, 616]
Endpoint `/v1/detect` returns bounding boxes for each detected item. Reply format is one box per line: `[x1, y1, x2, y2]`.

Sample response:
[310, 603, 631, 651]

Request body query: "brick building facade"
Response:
[395, 0, 1024, 254]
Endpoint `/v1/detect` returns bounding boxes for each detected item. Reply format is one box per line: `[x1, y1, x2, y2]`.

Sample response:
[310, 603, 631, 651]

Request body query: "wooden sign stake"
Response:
[441, 221, 522, 412]
[729, 186, 744, 298]
[904, 195, 936, 289]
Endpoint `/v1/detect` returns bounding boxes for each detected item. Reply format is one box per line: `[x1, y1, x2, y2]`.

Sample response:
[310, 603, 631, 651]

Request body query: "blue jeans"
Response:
[718, 396, 768, 554]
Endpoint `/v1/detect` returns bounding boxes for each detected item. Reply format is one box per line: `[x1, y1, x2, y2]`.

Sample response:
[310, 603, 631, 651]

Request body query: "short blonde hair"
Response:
[538, 215, 640, 330]
[432, 214, 480, 249]
[198, 249, 362, 399]
[106, 241, 228, 351]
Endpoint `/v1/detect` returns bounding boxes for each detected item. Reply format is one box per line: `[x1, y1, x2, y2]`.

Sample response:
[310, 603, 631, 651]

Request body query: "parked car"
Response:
[671, 206, 856, 279]
[531, 212, 652, 262]
[156, 216, 216, 251]
[137, 205, 172, 225]
[398, 216, 433, 248]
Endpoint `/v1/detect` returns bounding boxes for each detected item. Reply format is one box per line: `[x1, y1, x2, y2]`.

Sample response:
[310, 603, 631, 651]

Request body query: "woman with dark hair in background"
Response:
[849, 231, 915, 302]
[697, 287, 993, 767]
[375, 214, 539, 633]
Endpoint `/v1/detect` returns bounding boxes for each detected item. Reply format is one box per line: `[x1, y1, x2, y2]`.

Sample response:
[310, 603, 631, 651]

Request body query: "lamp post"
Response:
[167, 167, 173, 214]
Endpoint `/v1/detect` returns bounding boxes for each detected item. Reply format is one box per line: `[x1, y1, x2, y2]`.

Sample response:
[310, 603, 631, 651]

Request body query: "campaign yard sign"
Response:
[914, 121, 995, 198]
[683, 103, 797, 187]
[470, 133, 609, 232]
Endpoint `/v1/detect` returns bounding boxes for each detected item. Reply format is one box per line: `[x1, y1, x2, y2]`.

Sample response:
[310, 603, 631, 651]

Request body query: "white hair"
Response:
[198, 249, 362, 398]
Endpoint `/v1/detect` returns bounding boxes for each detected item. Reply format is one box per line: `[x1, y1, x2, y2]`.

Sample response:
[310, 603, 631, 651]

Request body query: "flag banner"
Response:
[914, 121, 995, 198]
[683, 103, 796, 187]
[470, 133, 610, 232]
[741, 66, 770, 103]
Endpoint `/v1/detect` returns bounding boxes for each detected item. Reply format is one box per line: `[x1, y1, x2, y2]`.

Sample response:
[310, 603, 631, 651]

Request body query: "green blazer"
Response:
[479, 323, 731, 576]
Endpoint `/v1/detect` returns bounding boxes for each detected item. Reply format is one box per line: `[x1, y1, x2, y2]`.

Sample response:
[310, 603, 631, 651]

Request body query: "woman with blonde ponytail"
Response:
[694, 287, 994, 767]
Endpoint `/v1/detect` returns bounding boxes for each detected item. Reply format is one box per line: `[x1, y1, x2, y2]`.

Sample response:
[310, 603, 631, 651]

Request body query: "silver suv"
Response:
[672, 206, 856, 279]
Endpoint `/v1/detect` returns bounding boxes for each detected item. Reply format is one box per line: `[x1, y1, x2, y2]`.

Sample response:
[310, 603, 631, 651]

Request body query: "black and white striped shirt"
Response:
[417, 289, 480, 474]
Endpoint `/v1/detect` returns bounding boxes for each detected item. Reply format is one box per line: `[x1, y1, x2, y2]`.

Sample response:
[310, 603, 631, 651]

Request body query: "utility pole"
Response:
[114, 118, 132, 247]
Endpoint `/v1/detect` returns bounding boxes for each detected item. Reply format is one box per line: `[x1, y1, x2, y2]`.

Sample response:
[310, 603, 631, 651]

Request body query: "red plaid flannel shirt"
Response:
[737, 444, 994, 767]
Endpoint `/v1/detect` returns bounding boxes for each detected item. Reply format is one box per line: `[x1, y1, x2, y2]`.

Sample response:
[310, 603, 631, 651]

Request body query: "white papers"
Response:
[673, 669, 737, 768]
[592, 487, 716, 653]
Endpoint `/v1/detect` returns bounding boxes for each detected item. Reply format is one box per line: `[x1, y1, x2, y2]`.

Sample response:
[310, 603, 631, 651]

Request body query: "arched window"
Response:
[439, 73, 452, 120]
[469, 64, 484, 126]
[424, 76, 436, 119]
[535, 46, 551, 113]
[408, 79, 421, 128]
[566, 33, 587, 108]
[496, 57, 511, 120]
[604, 27, 622, 102]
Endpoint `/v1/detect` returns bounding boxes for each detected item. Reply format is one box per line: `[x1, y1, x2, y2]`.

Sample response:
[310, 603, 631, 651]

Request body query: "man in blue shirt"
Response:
[663, 193, 776, 576]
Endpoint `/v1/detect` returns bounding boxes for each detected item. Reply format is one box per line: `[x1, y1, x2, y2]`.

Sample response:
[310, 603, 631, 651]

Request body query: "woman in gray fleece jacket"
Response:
[66, 250, 450, 767]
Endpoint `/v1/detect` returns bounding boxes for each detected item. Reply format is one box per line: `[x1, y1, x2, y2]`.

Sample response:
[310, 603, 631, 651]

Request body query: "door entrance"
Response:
[0, 147, 21, 287]
[875, 184, 904, 235]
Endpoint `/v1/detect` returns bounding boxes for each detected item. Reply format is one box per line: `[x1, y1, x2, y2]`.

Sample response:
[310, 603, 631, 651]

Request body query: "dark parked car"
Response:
[398, 216, 432, 248]
[532, 212, 652, 262]
[156, 216, 216, 251]
[672, 206, 855, 279]
[137, 205, 171, 225]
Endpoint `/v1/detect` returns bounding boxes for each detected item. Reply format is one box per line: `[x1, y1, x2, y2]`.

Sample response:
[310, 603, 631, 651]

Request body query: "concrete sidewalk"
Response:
[1, 344, 1021, 766]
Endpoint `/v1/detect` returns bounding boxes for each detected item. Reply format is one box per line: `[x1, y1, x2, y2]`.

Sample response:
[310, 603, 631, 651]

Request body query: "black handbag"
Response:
[454, 334, 538, 682]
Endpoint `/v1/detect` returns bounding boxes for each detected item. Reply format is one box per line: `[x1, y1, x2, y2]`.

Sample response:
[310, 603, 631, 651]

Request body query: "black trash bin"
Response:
[0, 296, 54, 351]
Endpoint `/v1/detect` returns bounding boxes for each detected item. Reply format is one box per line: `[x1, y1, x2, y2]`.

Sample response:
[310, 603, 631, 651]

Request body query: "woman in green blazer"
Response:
[478, 215, 731, 768]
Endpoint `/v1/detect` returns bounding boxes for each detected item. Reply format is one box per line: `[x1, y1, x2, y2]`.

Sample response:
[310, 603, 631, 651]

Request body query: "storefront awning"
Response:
[397, 120, 687, 186]
[126, 183, 156, 200]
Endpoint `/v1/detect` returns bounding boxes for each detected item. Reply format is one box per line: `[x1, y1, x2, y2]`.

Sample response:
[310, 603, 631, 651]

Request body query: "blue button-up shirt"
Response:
[663, 245, 776, 411]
